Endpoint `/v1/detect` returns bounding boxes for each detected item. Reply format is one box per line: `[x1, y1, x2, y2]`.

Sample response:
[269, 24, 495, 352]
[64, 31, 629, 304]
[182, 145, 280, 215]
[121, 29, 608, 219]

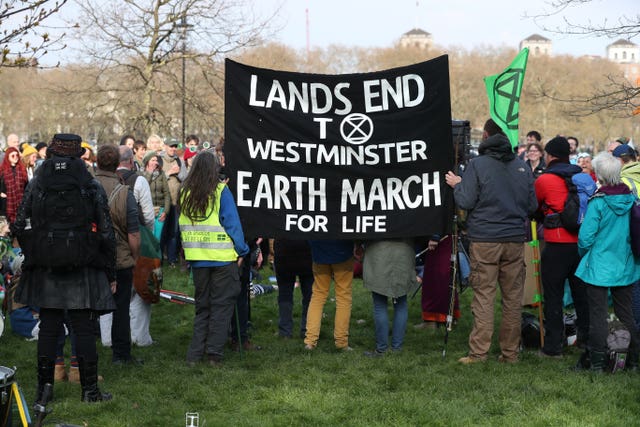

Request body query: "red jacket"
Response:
[534, 172, 578, 243]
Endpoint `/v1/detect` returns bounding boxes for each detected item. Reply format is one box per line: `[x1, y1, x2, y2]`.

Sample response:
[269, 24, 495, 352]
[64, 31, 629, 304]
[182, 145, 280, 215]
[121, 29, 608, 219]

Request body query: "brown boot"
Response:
[54, 364, 67, 382]
[68, 366, 80, 383]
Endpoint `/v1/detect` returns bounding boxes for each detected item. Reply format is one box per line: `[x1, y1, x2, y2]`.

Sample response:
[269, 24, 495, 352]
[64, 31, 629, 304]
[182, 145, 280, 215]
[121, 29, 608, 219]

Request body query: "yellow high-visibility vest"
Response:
[179, 185, 238, 262]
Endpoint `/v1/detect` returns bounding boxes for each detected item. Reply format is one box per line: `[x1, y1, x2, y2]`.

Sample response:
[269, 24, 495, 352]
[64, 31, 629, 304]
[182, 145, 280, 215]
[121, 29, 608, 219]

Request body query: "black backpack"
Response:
[543, 172, 597, 233]
[27, 157, 101, 269]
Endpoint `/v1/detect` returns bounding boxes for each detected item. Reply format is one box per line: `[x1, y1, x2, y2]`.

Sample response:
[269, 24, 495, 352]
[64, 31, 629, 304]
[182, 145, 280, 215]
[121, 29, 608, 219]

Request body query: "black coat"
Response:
[11, 159, 117, 313]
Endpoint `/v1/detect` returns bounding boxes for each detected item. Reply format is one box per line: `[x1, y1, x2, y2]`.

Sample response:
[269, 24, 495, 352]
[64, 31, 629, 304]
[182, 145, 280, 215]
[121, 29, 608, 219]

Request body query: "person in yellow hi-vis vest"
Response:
[178, 150, 249, 367]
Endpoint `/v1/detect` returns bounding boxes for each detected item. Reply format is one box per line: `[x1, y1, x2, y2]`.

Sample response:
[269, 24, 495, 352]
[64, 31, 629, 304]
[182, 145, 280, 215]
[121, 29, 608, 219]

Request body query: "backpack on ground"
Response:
[543, 172, 597, 233]
[606, 319, 630, 373]
[521, 312, 541, 349]
[26, 157, 101, 269]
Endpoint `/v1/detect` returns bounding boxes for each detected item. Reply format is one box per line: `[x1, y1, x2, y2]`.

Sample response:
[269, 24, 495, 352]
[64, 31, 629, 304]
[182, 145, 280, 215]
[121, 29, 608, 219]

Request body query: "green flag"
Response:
[484, 48, 529, 148]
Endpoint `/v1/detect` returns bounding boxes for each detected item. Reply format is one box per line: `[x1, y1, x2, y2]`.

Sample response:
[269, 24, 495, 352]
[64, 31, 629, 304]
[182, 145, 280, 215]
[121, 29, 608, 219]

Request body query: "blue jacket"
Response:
[308, 240, 353, 264]
[575, 186, 640, 287]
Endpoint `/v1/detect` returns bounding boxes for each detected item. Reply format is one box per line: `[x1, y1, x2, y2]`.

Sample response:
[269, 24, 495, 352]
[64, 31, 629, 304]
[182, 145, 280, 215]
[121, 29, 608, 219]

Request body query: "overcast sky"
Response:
[259, 0, 637, 57]
[15, 0, 639, 65]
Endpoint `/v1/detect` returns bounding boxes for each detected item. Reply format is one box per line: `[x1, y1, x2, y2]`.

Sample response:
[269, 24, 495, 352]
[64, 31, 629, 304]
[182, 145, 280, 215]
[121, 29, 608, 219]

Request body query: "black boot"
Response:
[589, 351, 607, 373]
[35, 356, 55, 404]
[573, 350, 591, 371]
[78, 357, 112, 402]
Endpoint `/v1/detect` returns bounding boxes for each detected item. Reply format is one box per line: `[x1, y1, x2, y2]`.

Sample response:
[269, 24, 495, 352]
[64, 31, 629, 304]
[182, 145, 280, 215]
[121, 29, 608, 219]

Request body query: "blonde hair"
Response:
[146, 134, 163, 152]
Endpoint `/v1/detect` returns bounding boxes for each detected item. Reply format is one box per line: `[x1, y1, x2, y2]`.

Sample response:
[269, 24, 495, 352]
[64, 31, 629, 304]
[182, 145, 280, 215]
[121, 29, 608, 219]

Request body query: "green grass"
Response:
[3, 266, 640, 426]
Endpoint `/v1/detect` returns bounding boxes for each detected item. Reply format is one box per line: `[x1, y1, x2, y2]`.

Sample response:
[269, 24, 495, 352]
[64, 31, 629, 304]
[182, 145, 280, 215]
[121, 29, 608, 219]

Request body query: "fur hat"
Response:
[544, 136, 570, 158]
[49, 134, 83, 157]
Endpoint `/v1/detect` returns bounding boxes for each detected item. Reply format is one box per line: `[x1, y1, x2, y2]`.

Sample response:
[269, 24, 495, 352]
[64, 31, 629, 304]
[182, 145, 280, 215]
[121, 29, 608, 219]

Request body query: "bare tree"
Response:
[0, 0, 69, 67]
[526, 0, 640, 115]
[68, 0, 277, 138]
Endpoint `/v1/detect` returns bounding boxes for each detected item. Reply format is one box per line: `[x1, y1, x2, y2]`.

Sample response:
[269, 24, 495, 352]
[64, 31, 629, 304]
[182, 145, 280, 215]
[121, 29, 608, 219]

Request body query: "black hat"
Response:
[49, 133, 84, 157]
[544, 136, 570, 158]
[35, 142, 47, 152]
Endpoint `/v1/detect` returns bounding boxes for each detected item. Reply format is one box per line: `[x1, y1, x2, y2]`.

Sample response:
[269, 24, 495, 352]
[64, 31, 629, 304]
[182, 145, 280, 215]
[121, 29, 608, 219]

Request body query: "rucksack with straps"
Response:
[26, 157, 101, 269]
[543, 172, 597, 233]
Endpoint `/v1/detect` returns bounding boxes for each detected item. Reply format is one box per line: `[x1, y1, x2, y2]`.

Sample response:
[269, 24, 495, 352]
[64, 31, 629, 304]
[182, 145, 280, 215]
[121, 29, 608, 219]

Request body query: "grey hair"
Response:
[592, 152, 621, 186]
[119, 145, 134, 163]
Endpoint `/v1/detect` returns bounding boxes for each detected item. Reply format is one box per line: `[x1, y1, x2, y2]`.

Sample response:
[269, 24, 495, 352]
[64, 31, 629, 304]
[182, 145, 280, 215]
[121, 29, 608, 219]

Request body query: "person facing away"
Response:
[178, 150, 249, 366]
[94, 144, 141, 365]
[360, 238, 416, 357]
[304, 239, 355, 351]
[534, 136, 591, 357]
[445, 118, 537, 364]
[573, 152, 640, 372]
[12, 133, 116, 403]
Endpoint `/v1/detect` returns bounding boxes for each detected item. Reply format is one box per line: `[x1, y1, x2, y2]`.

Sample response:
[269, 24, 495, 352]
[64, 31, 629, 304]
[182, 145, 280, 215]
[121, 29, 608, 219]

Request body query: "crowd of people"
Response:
[3, 121, 639, 411]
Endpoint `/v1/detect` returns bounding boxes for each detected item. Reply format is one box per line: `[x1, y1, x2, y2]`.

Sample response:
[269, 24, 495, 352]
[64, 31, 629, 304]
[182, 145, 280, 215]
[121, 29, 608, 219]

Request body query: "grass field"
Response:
[2, 265, 640, 427]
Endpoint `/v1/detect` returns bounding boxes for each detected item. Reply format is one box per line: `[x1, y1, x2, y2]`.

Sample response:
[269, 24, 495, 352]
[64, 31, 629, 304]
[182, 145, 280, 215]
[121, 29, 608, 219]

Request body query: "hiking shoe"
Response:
[339, 346, 354, 352]
[414, 321, 438, 330]
[208, 355, 223, 367]
[363, 349, 385, 358]
[537, 350, 563, 359]
[304, 344, 315, 351]
[498, 355, 518, 364]
[458, 356, 485, 365]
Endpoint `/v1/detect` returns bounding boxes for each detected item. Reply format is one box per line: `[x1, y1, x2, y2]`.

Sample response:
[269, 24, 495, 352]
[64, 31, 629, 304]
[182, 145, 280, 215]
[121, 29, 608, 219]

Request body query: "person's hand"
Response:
[445, 171, 461, 188]
[237, 257, 244, 267]
[353, 245, 364, 261]
[169, 164, 180, 175]
[159, 212, 166, 222]
[110, 281, 117, 294]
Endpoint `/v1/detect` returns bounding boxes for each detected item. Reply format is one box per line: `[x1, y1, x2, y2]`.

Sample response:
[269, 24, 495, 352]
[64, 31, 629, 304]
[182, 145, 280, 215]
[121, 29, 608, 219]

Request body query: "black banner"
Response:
[224, 56, 454, 239]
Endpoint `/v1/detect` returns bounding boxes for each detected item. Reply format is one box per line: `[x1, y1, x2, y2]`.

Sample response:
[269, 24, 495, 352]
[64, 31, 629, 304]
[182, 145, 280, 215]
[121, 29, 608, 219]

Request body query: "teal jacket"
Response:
[575, 186, 640, 287]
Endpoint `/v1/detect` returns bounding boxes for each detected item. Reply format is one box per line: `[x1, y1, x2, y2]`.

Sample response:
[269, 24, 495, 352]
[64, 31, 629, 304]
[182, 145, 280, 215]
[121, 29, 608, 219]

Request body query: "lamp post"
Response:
[177, 16, 191, 145]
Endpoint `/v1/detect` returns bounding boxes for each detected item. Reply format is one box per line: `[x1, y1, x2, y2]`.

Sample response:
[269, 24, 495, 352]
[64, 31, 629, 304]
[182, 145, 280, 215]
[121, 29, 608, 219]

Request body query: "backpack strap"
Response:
[108, 183, 126, 207]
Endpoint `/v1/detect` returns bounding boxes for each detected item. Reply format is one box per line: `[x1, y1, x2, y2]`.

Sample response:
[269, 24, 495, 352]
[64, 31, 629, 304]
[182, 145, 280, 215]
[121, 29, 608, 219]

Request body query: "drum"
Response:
[0, 366, 15, 426]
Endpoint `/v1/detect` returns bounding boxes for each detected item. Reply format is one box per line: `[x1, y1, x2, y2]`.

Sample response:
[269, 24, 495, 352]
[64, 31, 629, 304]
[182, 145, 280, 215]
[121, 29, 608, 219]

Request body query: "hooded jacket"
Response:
[575, 184, 640, 287]
[453, 133, 537, 242]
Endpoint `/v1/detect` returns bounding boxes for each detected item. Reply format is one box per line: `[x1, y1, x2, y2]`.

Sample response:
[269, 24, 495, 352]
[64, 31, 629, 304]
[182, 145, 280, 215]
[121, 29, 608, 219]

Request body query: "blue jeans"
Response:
[372, 292, 407, 352]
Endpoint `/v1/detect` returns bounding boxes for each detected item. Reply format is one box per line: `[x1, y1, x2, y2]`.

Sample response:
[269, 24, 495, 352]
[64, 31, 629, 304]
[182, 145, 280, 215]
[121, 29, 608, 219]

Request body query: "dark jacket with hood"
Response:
[453, 133, 537, 242]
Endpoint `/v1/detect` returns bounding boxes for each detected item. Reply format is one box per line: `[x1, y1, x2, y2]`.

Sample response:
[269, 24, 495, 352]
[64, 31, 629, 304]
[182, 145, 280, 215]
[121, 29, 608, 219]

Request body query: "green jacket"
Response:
[362, 239, 417, 298]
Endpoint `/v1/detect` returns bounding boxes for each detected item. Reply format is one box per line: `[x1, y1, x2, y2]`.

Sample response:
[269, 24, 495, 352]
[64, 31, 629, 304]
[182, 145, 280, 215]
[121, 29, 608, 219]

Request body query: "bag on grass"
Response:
[607, 320, 630, 373]
[521, 312, 541, 349]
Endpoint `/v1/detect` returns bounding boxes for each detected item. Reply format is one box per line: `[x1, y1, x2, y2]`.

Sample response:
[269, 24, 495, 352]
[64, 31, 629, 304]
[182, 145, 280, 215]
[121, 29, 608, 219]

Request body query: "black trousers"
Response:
[39, 309, 97, 363]
[541, 242, 590, 354]
[586, 284, 640, 354]
[112, 267, 133, 361]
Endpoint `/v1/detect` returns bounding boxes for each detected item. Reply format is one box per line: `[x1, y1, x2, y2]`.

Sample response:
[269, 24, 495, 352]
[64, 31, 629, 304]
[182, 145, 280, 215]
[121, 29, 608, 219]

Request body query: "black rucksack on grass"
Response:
[26, 156, 101, 269]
